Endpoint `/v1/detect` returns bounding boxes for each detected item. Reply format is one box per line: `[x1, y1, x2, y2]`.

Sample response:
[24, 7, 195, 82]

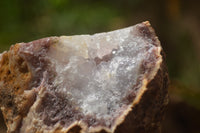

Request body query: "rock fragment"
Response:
[0, 21, 169, 133]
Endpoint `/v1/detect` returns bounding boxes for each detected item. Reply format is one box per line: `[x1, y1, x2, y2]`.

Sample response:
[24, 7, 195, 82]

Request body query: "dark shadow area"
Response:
[162, 101, 200, 133]
[0, 110, 7, 133]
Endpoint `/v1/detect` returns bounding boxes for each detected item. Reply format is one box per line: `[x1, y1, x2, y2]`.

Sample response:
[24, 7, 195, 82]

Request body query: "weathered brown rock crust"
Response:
[0, 21, 169, 133]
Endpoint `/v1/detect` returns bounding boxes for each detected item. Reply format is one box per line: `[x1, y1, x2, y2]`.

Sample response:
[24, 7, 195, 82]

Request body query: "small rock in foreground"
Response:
[0, 21, 169, 133]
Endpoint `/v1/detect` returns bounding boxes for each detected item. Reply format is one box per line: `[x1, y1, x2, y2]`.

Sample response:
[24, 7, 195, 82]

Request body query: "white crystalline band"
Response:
[47, 25, 157, 126]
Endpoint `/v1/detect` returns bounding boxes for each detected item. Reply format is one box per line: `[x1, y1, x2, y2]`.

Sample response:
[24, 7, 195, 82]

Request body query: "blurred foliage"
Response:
[0, 0, 200, 132]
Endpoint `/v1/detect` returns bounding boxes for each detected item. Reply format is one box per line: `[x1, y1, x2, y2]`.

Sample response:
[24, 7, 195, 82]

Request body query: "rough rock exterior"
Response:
[0, 21, 169, 133]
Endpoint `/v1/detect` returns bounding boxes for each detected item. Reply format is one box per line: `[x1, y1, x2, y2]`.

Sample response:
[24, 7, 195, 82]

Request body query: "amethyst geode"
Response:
[0, 21, 169, 133]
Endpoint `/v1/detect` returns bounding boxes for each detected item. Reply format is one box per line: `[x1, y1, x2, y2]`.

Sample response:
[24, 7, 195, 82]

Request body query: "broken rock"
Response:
[0, 21, 169, 133]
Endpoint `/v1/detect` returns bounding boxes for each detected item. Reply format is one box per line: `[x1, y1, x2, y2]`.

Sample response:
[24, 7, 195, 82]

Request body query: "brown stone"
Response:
[0, 21, 169, 133]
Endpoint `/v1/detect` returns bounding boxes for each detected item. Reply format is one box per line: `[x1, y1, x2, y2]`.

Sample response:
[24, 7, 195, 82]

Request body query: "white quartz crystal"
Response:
[47, 26, 157, 123]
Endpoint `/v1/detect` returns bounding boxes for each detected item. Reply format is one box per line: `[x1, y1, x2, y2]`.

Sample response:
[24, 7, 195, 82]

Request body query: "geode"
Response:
[0, 21, 169, 133]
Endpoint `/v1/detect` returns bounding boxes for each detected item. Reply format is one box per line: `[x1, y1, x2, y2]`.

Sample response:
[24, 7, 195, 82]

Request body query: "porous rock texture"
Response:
[0, 21, 169, 133]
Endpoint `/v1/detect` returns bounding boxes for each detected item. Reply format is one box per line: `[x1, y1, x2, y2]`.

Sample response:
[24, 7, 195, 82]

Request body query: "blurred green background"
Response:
[0, 0, 200, 132]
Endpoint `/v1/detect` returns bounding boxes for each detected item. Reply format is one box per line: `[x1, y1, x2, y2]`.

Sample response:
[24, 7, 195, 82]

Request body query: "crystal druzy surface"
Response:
[0, 21, 168, 133]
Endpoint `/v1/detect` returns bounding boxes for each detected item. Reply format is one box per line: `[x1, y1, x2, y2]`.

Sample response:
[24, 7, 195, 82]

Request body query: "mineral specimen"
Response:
[0, 21, 169, 133]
